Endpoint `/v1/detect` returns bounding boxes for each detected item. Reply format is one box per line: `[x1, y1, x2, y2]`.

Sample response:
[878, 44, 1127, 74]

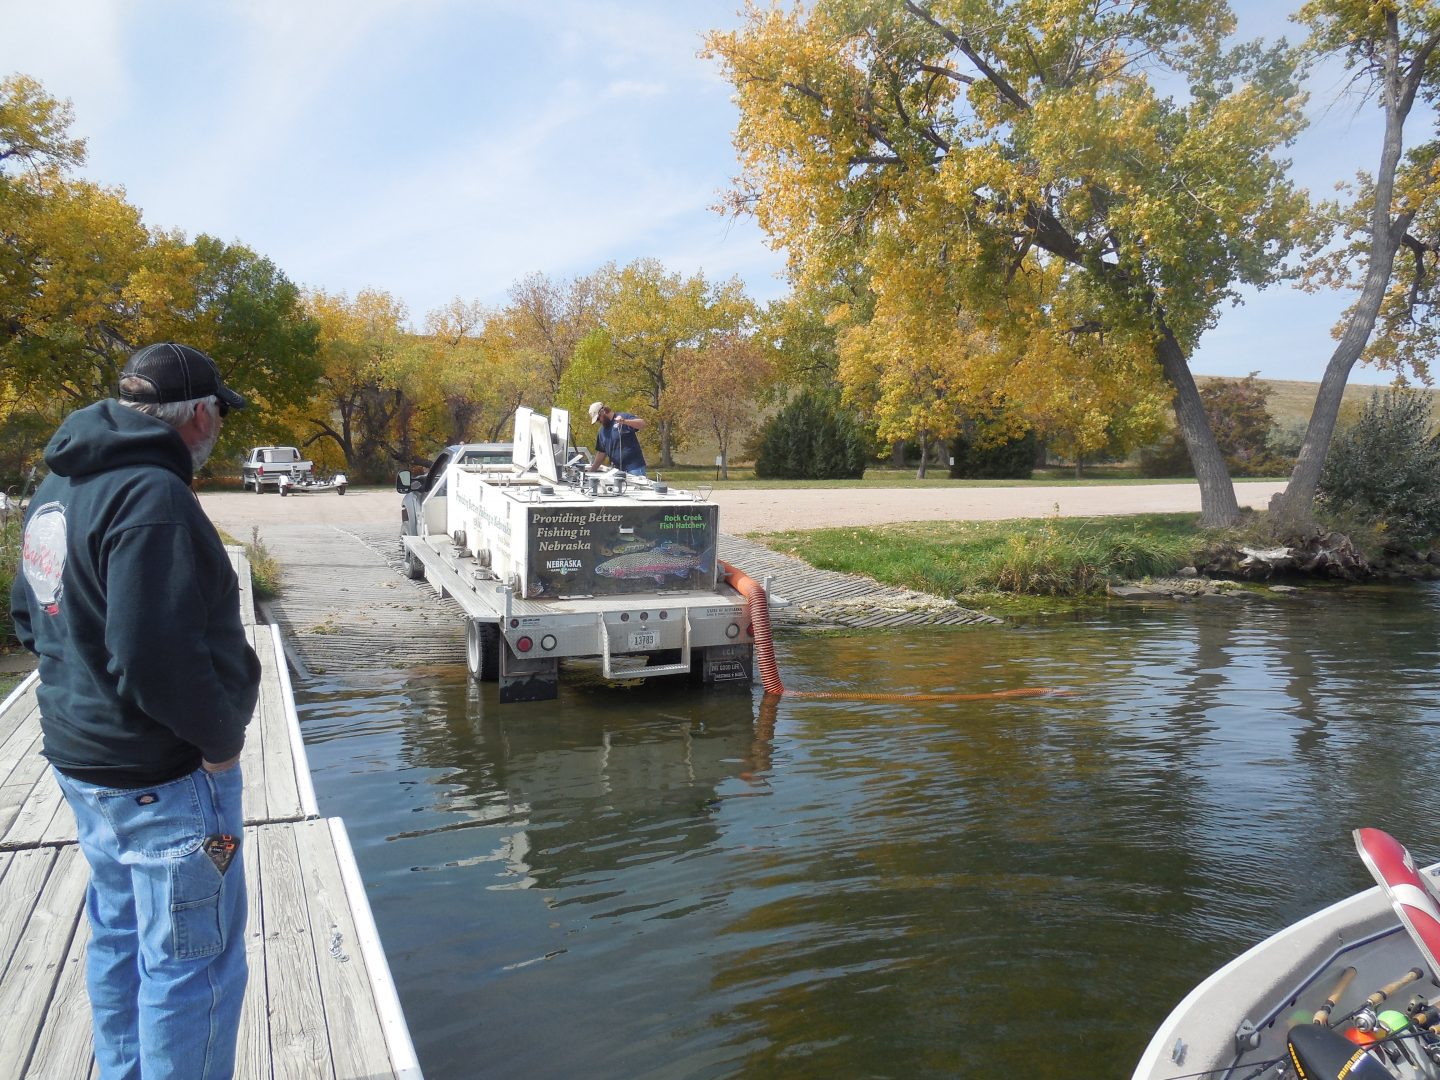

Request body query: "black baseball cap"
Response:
[118, 343, 247, 412]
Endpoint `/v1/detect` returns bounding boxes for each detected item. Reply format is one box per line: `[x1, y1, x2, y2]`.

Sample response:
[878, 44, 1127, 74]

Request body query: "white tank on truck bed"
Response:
[396, 407, 759, 703]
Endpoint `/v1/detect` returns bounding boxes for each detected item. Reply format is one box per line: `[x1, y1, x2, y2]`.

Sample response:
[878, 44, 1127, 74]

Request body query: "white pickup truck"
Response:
[242, 446, 347, 495]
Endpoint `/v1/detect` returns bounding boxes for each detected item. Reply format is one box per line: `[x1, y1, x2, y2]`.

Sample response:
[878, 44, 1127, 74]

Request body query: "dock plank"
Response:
[258, 631, 304, 823]
[242, 625, 271, 819]
[258, 823, 335, 1080]
[0, 734, 48, 849]
[231, 545, 256, 628]
[236, 830, 273, 1080]
[0, 681, 37, 747]
[294, 819, 393, 1079]
[0, 845, 87, 1080]
[2, 763, 66, 849]
[24, 913, 95, 1080]
[0, 847, 57, 979]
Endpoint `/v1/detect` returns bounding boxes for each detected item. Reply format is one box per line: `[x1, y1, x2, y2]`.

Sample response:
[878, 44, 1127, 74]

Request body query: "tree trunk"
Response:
[915, 430, 928, 479]
[659, 418, 674, 468]
[1271, 30, 1418, 525]
[1074, 456, 1083, 480]
[1157, 329, 1239, 527]
[1269, 249, 1399, 525]
[890, 440, 906, 467]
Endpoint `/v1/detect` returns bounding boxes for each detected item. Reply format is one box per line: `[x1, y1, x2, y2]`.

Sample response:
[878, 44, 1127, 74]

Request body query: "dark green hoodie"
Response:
[10, 400, 260, 787]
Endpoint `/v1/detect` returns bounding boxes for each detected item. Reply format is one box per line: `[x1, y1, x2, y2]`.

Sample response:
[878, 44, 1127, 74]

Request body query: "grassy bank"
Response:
[760, 513, 1211, 612]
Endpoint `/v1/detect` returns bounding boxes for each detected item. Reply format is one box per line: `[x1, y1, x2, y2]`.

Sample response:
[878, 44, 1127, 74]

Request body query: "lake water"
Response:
[296, 582, 1440, 1078]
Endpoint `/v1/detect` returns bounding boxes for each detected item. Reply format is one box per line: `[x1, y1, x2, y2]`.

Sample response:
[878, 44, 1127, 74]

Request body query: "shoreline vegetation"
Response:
[2, 484, 1434, 696]
[759, 510, 1436, 619]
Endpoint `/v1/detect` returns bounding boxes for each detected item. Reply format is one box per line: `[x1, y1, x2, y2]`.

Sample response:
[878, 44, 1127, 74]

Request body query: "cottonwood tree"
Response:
[564, 258, 754, 467]
[837, 304, 993, 477]
[1, 76, 317, 461]
[421, 298, 541, 449]
[1272, 1, 1440, 522]
[303, 288, 414, 476]
[501, 271, 599, 401]
[707, 0, 1309, 525]
[665, 332, 773, 478]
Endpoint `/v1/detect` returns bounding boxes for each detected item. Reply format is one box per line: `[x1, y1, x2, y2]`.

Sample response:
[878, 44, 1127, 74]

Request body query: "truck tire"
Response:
[336, 484, 347, 495]
[466, 620, 500, 682]
[403, 546, 425, 581]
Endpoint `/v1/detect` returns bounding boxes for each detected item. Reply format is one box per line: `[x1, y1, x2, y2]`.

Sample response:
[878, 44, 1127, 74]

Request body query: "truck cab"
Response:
[397, 443, 513, 575]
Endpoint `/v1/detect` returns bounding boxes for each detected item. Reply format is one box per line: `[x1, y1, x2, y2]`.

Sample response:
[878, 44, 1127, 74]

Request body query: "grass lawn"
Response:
[759, 513, 1210, 603]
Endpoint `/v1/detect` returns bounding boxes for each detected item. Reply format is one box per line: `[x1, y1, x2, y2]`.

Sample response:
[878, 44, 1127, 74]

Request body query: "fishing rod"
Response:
[1314, 966, 1358, 1026]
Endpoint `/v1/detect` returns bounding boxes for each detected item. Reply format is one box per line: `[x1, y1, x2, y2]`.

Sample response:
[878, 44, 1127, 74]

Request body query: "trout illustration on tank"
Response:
[594, 542, 713, 584]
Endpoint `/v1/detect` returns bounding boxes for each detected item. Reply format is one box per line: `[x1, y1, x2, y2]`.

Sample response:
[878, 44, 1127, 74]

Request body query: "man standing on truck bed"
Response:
[10, 342, 260, 1080]
[588, 401, 648, 476]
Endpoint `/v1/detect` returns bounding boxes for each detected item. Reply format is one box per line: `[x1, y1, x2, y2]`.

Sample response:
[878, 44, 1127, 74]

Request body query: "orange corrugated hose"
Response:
[719, 561, 784, 695]
[719, 560, 1071, 704]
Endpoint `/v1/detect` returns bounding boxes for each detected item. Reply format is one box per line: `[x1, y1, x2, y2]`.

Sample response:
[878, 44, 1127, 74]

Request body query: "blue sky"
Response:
[0, 1, 1410, 385]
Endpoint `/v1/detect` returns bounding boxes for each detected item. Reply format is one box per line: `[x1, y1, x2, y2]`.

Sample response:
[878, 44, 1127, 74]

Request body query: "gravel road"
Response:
[199, 480, 1287, 537]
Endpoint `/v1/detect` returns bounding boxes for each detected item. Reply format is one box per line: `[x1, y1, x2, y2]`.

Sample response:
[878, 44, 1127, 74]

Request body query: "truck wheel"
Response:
[403, 546, 425, 581]
[336, 484, 347, 495]
[466, 620, 500, 682]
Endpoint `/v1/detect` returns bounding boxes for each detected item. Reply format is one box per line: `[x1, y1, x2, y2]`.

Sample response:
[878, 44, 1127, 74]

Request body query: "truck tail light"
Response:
[516, 636, 534, 653]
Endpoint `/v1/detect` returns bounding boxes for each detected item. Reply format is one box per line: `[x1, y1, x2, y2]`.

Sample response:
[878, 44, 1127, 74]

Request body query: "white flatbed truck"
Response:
[396, 407, 757, 703]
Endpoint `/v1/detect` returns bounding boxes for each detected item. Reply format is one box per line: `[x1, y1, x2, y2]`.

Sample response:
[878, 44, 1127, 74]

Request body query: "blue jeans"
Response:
[55, 765, 248, 1080]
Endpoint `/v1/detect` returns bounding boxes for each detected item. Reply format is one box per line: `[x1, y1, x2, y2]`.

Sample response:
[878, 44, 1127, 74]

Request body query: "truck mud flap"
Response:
[499, 638, 558, 703]
[690, 644, 754, 687]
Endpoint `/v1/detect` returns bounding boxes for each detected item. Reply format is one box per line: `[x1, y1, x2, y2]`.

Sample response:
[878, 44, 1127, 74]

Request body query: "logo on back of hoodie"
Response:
[22, 502, 66, 616]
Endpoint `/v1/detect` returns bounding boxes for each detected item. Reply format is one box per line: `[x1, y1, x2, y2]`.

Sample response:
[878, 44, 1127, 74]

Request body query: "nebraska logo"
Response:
[545, 558, 582, 575]
[22, 502, 67, 616]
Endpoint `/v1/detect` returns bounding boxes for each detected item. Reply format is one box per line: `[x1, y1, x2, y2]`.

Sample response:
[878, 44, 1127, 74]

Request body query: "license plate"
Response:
[629, 630, 657, 650]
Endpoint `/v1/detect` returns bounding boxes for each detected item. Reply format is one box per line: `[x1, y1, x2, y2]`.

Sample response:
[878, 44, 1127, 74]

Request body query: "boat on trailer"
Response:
[1135, 829, 1440, 1080]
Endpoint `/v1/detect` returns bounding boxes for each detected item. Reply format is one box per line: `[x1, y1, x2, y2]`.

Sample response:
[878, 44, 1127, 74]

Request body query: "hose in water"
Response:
[719, 560, 783, 695]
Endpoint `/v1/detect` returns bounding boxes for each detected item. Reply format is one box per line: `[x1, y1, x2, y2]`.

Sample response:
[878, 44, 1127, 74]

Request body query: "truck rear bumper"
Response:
[403, 533, 768, 687]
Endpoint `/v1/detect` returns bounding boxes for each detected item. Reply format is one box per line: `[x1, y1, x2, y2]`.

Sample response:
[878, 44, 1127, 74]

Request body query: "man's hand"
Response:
[202, 754, 240, 773]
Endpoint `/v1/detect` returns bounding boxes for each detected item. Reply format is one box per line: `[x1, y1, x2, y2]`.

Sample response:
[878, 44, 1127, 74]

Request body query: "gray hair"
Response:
[117, 379, 217, 430]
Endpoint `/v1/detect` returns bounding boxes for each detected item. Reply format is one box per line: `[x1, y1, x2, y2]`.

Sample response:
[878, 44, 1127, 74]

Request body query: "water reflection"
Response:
[297, 583, 1440, 1079]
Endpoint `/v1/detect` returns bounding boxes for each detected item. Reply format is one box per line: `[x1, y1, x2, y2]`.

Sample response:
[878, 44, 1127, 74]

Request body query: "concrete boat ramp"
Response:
[252, 524, 997, 676]
[0, 549, 421, 1080]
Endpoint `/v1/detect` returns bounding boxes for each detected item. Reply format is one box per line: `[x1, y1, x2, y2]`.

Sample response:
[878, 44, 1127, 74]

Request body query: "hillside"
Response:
[1196, 375, 1440, 432]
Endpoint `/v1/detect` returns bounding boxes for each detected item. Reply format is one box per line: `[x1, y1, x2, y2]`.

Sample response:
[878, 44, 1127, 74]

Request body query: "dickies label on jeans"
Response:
[136, 793, 158, 805]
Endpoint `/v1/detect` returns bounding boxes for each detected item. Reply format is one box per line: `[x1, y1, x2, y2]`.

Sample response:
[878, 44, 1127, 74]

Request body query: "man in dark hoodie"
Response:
[11, 343, 261, 1080]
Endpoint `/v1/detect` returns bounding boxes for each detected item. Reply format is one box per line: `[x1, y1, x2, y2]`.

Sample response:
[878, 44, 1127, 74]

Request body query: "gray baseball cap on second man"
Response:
[118, 343, 248, 412]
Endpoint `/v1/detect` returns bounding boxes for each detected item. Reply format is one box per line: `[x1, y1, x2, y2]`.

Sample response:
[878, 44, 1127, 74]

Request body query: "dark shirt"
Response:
[596, 413, 646, 473]
[10, 400, 260, 786]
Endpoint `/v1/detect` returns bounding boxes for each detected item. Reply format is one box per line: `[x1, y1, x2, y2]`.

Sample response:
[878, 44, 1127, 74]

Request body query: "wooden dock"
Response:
[0, 549, 421, 1079]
